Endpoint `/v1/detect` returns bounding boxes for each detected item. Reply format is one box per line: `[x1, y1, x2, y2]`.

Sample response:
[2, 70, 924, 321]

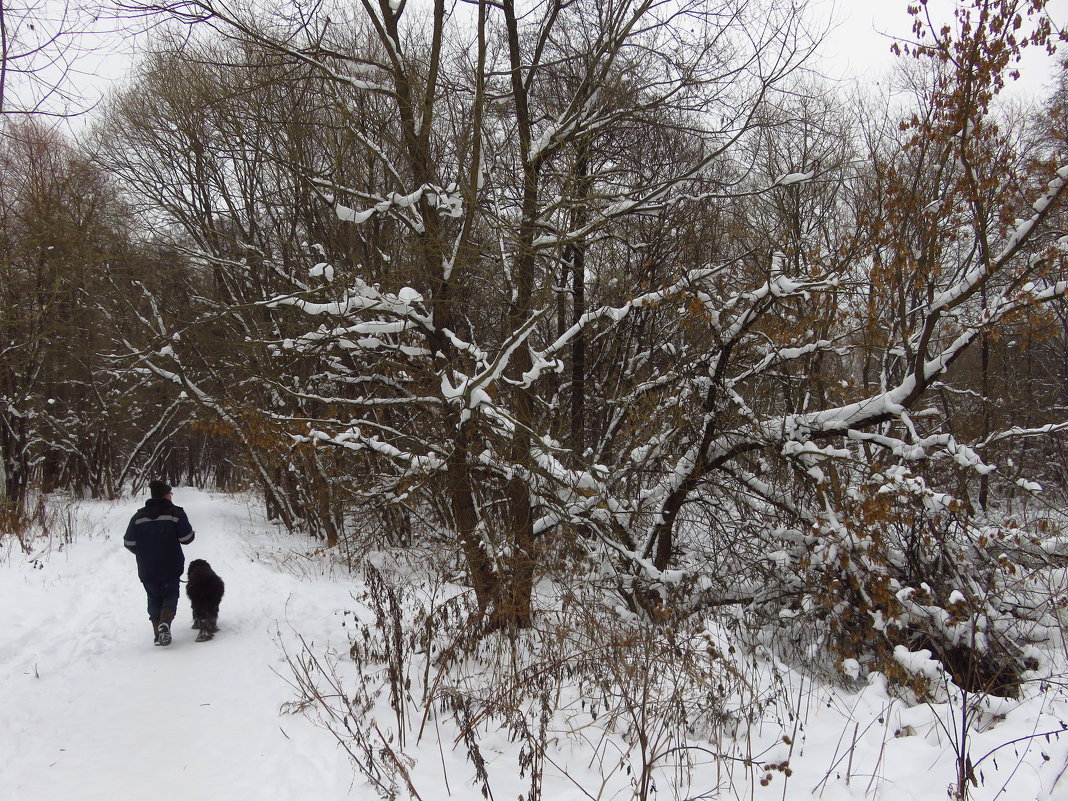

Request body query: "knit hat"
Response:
[149, 480, 172, 499]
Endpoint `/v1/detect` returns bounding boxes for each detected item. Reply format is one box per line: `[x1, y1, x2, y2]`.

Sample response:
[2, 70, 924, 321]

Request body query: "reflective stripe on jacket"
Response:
[123, 498, 195, 583]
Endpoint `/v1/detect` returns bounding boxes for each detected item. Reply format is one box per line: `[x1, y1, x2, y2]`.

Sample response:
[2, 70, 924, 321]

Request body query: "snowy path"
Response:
[5, 491, 1068, 801]
[0, 490, 355, 801]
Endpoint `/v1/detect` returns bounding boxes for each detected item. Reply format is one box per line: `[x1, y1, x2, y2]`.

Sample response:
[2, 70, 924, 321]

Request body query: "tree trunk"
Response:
[448, 428, 498, 617]
[567, 151, 591, 454]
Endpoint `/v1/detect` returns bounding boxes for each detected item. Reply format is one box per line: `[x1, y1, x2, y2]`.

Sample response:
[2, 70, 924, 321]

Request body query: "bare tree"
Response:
[0, 117, 143, 508]
[106, 0, 1068, 671]
[0, 0, 110, 118]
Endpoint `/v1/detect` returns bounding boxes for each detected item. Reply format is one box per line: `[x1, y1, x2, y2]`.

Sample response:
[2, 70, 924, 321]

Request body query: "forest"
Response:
[2, 0, 1068, 798]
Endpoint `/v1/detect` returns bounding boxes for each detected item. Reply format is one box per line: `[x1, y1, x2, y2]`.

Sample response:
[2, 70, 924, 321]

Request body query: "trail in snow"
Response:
[0, 489, 354, 801]
[5, 491, 1068, 801]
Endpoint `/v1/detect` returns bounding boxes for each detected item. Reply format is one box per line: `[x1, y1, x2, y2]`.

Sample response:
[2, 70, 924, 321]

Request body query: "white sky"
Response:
[813, 0, 1064, 99]
[23, 0, 1068, 127]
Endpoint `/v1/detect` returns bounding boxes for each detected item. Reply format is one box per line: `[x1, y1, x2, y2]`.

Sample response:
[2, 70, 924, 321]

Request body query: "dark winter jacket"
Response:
[123, 498, 195, 583]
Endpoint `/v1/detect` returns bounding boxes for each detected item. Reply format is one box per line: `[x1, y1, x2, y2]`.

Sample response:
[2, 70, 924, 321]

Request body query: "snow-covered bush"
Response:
[286, 557, 799, 800]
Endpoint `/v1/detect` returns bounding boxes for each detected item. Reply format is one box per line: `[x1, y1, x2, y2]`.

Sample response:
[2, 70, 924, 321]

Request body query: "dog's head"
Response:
[188, 558, 213, 578]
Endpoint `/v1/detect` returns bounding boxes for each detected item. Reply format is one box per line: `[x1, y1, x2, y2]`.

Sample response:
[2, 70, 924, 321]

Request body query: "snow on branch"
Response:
[768, 268, 1068, 446]
[532, 265, 728, 369]
[720, 463, 818, 527]
[980, 421, 1068, 447]
[770, 170, 815, 187]
[268, 278, 430, 332]
[290, 424, 446, 476]
[726, 339, 837, 389]
[703, 253, 829, 344]
[847, 429, 928, 461]
[926, 165, 1068, 315]
[702, 270, 1067, 476]
[334, 183, 464, 228]
[274, 385, 442, 409]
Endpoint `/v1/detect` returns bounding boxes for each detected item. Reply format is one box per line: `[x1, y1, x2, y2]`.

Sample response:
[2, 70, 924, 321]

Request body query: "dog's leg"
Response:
[195, 614, 218, 641]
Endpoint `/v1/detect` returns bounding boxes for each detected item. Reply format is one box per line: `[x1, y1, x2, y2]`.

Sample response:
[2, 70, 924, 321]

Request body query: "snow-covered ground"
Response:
[3, 490, 1068, 800]
[0, 489, 355, 801]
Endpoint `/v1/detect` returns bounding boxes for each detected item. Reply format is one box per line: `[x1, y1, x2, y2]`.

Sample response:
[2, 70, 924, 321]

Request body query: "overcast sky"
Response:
[814, 0, 1063, 99]
[31, 0, 1068, 127]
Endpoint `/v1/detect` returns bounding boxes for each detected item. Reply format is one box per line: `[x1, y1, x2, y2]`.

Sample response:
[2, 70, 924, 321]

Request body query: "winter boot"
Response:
[151, 619, 161, 645]
[157, 607, 175, 647]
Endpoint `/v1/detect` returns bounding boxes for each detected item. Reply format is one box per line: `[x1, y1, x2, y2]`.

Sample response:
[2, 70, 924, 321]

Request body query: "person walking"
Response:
[123, 480, 195, 646]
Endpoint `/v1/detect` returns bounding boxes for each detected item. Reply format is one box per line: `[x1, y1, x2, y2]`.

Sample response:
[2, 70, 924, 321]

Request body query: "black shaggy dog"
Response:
[186, 559, 225, 642]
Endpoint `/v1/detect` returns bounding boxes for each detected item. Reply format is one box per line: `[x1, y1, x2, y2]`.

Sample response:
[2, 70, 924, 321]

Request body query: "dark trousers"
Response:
[142, 580, 181, 620]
